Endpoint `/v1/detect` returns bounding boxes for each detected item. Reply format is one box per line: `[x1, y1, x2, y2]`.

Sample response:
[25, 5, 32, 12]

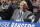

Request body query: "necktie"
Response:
[17, 12, 22, 20]
[16, 12, 24, 22]
[19, 12, 22, 18]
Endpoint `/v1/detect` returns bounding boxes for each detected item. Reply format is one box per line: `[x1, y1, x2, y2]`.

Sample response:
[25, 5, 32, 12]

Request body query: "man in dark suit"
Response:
[2, 1, 17, 20]
[34, 12, 40, 23]
[11, 1, 35, 22]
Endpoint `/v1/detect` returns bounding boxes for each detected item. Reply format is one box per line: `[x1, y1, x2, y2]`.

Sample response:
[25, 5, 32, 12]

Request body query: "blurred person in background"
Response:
[38, 0, 40, 12]
[0, 0, 3, 20]
[17, 0, 21, 9]
[1, 0, 9, 17]
[29, 0, 33, 3]
[0, 0, 4, 11]
[12, 0, 18, 9]
[25, 0, 33, 13]
[33, 0, 39, 15]
[0, 0, 4, 16]
[32, 0, 36, 4]
[3, 0, 10, 10]
[2, 0, 11, 20]
[11, 1, 35, 23]
[35, 0, 40, 23]
[33, 0, 40, 23]
[0, 0, 2, 12]
[2, 0, 18, 20]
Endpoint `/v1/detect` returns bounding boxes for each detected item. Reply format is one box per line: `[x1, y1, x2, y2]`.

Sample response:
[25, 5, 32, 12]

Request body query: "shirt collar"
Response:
[20, 10, 24, 15]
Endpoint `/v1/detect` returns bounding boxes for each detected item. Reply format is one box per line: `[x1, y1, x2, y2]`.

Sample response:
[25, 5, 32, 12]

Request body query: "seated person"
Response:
[11, 1, 35, 23]
[34, 12, 40, 23]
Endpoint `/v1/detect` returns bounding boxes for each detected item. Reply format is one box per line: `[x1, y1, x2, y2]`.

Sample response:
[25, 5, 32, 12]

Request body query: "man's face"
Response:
[20, 2, 26, 11]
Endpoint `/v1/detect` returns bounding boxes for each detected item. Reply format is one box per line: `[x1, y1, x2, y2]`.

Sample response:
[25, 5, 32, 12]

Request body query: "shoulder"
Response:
[14, 9, 19, 13]
[14, 9, 19, 11]
[26, 10, 32, 14]
[26, 10, 35, 19]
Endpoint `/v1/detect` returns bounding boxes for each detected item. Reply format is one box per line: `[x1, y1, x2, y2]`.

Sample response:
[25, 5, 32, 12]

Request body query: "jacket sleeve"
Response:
[27, 13, 36, 23]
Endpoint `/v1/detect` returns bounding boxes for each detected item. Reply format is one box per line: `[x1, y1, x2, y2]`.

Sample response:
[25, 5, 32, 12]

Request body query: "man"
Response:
[11, 1, 35, 22]
[0, 0, 3, 20]
[34, 12, 40, 23]
[33, 0, 39, 15]
[2, 0, 17, 20]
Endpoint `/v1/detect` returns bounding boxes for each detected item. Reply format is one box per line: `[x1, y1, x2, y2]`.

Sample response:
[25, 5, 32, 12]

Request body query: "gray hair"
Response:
[20, 1, 28, 8]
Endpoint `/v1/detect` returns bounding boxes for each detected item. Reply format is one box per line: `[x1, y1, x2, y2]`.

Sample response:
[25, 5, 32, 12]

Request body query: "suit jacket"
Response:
[2, 5, 14, 20]
[34, 12, 40, 23]
[11, 9, 34, 22]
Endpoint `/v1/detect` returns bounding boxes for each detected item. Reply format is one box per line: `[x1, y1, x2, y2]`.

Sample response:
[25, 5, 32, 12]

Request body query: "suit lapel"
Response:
[21, 10, 28, 19]
[16, 9, 20, 18]
[21, 11, 26, 19]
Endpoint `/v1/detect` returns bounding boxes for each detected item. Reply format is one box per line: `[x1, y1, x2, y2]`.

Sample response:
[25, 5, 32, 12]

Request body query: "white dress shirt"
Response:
[20, 10, 24, 15]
